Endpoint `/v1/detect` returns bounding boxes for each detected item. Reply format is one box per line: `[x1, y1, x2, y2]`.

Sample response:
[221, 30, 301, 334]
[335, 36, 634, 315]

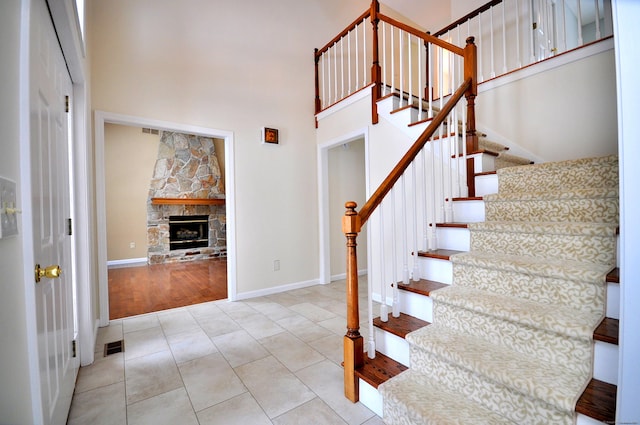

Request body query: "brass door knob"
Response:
[35, 264, 62, 283]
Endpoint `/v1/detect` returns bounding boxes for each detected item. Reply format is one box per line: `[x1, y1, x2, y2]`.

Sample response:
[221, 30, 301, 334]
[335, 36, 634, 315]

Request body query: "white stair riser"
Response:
[607, 283, 620, 319]
[452, 199, 486, 223]
[436, 227, 470, 251]
[374, 328, 411, 367]
[475, 174, 499, 196]
[577, 414, 610, 425]
[472, 153, 496, 173]
[359, 379, 384, 417]
[418, 257, 453, 284]
[398, 290, 436, 322]
[594, 341, 619, 385]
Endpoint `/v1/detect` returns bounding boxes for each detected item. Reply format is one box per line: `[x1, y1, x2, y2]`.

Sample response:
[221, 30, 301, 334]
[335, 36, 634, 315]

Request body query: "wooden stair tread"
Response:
[594, 317, 619, 345]
[452, 196, 483, 201]
[606, 267, 619, 283]
[417, 249, 463, 260]
[576, 379, 617, 423]
[373, 312, 430, 339]
[397, 279, 448, 297]
[354, 351, 408, 389]
[436, 222, 469, 228]
[475, 170, 497, 177]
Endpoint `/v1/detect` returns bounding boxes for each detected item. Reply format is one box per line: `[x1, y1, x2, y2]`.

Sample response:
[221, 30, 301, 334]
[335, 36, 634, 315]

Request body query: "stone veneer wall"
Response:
[147, 131, 226, 264]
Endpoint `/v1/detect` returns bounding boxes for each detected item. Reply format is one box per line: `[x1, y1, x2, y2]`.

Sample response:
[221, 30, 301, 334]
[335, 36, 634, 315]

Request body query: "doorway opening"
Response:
[95, 112, 237, 325]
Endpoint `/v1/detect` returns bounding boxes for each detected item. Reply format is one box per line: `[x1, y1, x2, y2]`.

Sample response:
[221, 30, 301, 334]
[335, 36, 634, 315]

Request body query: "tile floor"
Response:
[68, 277, 383, 425]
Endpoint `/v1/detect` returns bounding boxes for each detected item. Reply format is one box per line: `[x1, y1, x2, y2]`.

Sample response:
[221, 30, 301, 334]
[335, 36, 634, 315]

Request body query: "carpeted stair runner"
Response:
[379, 155, 618, 424]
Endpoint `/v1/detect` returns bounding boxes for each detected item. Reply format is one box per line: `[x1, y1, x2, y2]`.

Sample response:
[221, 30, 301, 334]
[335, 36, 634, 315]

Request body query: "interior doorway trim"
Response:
[94, 111, 237, 326]
[317, 127, 370, 284]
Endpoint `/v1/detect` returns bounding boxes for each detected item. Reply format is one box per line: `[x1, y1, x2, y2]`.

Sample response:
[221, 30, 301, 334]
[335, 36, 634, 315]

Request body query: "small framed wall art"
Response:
[261, 127, 279, 145]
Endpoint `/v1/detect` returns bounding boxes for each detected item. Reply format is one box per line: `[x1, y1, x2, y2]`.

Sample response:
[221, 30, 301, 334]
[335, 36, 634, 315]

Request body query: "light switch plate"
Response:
[0, 176, 18, 238]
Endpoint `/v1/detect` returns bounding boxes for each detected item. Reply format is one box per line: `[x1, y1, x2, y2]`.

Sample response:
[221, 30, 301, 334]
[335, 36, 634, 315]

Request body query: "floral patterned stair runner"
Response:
[379, 155, 618, 425]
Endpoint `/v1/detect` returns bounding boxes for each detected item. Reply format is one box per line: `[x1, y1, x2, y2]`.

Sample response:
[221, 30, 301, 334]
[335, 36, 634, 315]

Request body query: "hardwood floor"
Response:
[108, 258, 227, 320]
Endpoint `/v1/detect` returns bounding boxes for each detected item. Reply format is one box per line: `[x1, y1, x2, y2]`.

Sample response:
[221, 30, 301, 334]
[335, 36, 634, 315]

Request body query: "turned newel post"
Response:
[464, 36, 478, 154]
[370, 0, 381, 124]
[343, 201, 363, 402]
[314, 48, 321, 117]
[464, 36, 479, 197]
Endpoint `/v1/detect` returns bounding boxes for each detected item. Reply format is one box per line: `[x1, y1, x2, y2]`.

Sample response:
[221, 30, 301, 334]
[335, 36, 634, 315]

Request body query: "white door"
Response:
[30, 0, 79, 423]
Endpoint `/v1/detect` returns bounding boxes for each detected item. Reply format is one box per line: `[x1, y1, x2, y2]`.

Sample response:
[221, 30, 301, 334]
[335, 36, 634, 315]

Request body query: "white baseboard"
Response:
[330, 269, 368, 282]
[107, 257, 147, 268]
[234, 278, 320, 301]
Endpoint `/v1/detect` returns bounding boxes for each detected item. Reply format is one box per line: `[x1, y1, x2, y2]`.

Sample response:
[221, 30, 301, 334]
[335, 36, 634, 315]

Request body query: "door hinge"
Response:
[67, 218, 72, 236]
[72, 340, 77, 358]
[65, 95, 70, 113]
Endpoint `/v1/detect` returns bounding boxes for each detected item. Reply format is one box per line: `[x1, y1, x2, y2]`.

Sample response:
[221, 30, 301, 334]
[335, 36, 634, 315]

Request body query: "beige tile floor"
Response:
[68, 277, 383, 425]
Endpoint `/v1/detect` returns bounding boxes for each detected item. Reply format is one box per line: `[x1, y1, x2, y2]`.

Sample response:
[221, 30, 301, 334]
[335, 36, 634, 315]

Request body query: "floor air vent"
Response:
[104, 340, 124, 356]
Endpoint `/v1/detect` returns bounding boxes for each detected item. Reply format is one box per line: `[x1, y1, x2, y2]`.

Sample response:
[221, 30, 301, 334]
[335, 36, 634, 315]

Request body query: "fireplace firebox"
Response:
[169, 215, 209, 251]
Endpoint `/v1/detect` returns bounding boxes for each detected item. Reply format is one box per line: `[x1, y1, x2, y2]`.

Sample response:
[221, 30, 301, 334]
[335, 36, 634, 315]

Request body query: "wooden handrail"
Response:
[316, 9, 372, 56]
[433, 0, 503, 38]
[358, 77, 472, 225]
[378, 13, 465, 56]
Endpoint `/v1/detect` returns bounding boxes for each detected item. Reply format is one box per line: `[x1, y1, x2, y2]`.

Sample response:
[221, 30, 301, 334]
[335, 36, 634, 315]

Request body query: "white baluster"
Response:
[502, 2, 508, 74]
[427, 41, 432, 117]
[478, 14, 484, 82]
[391, 187, 400, 318]
[412, 162, 420, 281]
[333, 44, 338, 104]
[408, 34, 413, 108]
[560, 0, 567, 53]
[516, 0, 522, 67]
[401, 174, 409, 285]
[529, 0, 536, 64]
[367, 213, 376, 359]
[429, 138, 438, 250]
[382, 22, 387, 95]
[490, 5, 496, 78]
[418, 36, 423, 119]
[321, 55, 326, 110]
[594, 0, 601, 39]
[379, 202, 388, 322]
[422, 147, 429, 252]
[399, 30, 404, 105]
[362, 18, 367, 87]
[576, 0, 583, 46]
[347, 30, 352, 95]
[340, 37, 345, 99]
[353, 22, 358, 90]
[391, 27, 395, 97]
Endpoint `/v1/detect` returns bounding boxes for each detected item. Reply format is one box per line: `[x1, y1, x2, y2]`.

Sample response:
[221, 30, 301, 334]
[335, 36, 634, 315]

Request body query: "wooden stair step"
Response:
[475, 170, 497, 177]
[452, 196, 483, 201]
[594, 317, 619, 345]
[436, 222, 469, 228]
[373, 312, 430, 339]
[576, 379, 617, 423]
[417, 249, 464, 260]
[354, 350, 408, 389]
[396, 279, 448, 297]
[606, 267, 619, 283]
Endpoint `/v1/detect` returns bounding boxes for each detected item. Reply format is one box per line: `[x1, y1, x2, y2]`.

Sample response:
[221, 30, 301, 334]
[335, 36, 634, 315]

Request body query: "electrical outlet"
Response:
[273, 260, 280, 271]
[129, 242, 136, 249]
[0, 177, 18, 239]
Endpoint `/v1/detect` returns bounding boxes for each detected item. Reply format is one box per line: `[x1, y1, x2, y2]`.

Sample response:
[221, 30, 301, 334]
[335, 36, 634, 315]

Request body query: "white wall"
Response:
[0, 0, 36, 422]
[89, 0, 370, 295]
[477, 47, 618, 161]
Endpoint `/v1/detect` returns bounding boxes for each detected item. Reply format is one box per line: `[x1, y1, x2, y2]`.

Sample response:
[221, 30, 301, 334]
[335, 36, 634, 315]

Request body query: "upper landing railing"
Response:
[314, 0, 613, 119]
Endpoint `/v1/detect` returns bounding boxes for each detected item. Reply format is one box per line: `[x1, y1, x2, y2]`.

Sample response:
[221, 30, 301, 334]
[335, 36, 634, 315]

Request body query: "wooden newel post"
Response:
[314, 48, 321, 116]
[370, 0, 381, 124]
[463, 36, 478, 153]
[343, 201, 363, 402]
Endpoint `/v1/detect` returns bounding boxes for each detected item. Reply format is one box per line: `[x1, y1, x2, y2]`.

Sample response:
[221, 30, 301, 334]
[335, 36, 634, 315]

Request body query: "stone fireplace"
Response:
[147, 131, 226, 264]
